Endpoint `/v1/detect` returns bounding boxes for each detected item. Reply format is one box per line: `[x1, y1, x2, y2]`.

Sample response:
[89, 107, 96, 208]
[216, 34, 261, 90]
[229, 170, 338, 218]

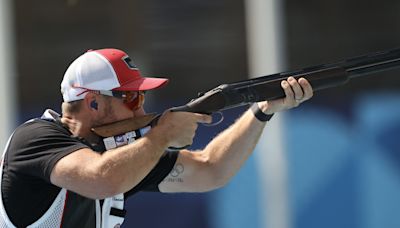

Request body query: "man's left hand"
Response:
[258, 76, 313, 114]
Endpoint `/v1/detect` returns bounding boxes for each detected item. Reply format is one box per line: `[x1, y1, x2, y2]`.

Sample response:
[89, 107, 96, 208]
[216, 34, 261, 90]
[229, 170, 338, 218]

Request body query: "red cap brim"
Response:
[113, 77, 169, 91]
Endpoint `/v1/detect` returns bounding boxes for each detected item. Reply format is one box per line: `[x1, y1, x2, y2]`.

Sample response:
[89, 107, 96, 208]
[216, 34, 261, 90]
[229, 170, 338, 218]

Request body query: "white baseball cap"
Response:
[61, 48, 168, 102]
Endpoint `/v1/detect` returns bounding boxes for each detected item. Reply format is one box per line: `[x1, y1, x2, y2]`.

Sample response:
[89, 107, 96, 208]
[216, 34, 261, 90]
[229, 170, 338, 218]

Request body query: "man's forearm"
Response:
[201, 108, 266, 186]
[92, 127, 169, 197]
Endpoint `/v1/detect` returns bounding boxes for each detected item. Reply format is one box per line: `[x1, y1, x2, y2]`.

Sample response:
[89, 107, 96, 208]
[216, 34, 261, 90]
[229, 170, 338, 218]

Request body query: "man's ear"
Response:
[84, 93, 98, 112]
[90, 100, 98, 110]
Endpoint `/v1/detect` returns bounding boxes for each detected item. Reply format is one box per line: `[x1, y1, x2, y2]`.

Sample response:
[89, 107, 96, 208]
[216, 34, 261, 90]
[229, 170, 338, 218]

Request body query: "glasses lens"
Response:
[123, 92, 145, 110]
[121, 91, 139, 103]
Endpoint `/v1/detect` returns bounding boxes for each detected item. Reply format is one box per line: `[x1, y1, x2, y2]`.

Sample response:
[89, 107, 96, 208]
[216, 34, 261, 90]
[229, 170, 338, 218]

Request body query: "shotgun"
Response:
[92, 47, 400, 143]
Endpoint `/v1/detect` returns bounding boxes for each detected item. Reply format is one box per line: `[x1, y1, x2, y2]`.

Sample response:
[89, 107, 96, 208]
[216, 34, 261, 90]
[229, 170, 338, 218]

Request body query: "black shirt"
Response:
[1, 111, 178, 227]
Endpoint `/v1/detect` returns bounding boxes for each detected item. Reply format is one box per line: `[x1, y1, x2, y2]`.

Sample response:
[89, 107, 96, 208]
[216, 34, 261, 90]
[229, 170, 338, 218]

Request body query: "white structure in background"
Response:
[244, 0, 290, 228]
[0, 0, 17, 151]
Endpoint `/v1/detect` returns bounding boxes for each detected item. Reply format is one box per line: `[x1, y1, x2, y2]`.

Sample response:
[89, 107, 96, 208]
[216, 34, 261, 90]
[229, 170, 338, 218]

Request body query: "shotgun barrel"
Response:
[171, 48, 400, 114]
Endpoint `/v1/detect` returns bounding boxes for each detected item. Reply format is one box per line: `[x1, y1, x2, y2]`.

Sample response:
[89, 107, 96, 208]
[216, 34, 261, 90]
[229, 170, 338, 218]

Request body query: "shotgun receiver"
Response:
[92, 47, 400, 139]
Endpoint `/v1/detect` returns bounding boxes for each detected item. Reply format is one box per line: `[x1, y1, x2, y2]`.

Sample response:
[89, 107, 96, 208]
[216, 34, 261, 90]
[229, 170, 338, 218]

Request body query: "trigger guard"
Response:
[202, 112, 224, 127]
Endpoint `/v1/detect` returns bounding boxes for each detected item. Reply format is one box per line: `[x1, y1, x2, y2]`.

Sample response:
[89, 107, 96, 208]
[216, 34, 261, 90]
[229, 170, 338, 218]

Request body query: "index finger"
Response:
[193, 113, 213, 124]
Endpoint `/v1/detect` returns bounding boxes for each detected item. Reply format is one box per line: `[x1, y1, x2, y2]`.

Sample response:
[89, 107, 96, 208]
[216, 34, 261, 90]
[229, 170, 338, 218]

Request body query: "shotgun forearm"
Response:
[170, 66, 349, 114]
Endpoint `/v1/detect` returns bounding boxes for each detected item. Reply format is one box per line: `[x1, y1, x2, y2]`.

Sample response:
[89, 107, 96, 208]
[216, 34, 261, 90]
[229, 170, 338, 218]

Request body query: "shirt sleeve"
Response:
[124, 150, 178, 198]
[6, 119, 89, 182]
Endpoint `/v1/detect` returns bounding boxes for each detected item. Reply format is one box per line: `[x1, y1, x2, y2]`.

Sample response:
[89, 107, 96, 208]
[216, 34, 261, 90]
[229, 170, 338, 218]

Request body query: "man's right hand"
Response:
[154, 110, 212, 148]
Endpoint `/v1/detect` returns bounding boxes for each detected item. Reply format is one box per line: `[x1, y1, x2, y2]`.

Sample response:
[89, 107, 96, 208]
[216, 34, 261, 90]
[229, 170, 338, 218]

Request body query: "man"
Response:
[0, 48, 313, 227]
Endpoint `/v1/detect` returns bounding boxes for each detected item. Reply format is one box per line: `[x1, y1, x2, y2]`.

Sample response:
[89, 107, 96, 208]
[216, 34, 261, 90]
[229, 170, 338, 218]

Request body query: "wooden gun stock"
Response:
[91, 113, 158, 137]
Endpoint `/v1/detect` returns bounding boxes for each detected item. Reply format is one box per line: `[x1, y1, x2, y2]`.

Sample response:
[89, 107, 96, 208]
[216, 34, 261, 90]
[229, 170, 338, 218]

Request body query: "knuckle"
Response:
[285, 89, 293, 96]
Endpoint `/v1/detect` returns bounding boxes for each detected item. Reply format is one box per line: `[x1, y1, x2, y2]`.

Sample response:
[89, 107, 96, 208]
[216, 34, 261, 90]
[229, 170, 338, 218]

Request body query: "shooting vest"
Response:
[0, 112, 126, 228]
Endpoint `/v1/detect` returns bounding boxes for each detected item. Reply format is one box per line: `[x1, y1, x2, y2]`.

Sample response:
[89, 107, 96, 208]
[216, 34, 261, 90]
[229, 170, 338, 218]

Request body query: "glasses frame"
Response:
[95, 90, 145, 110]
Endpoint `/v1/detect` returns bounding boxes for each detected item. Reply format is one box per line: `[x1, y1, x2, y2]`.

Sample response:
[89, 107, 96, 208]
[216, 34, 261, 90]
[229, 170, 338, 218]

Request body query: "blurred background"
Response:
[1, 0, 400, 227]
